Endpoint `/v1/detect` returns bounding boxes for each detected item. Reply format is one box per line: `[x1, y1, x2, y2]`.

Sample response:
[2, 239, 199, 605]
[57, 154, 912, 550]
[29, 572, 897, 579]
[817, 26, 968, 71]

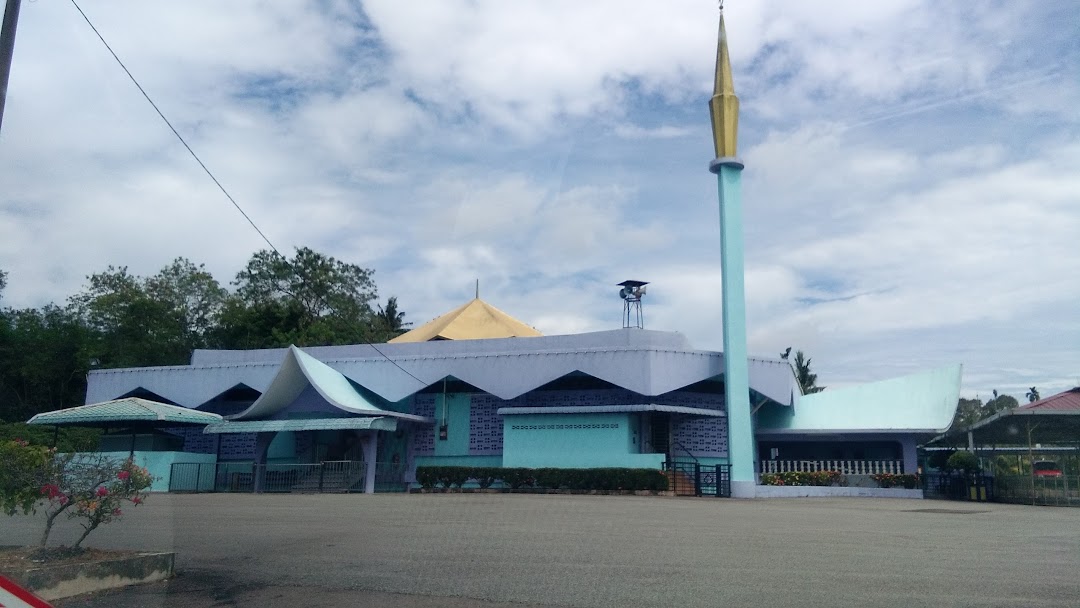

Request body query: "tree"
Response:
[371, 296, 410, 342]
[0, 268, 6, 301]
[145, 258, 228, 350]
[0, 305, 91, 422]
[0, 439, 53, 518]
[1026, 386, 1040, 403]
[68, 260, 226, 368]
[984, 390, 1019, 417]
[951, 397, 984, 429]
[946, 450, 979, 475]
[792, 350, 825, 394]
[949, 391, 1020, 431]
[31, 452, 153, 547]
[216, 247, 380, 348]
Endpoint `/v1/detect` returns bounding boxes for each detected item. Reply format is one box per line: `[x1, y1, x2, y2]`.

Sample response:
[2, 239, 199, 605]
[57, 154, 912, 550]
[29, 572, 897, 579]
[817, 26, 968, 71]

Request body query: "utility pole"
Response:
[0, 0, 23, 134]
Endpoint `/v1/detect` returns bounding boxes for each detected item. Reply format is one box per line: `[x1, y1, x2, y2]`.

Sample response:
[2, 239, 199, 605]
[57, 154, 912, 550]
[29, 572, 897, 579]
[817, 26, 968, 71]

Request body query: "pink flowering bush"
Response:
[1, 440, 154, 547]
[760, 471, 843, 486]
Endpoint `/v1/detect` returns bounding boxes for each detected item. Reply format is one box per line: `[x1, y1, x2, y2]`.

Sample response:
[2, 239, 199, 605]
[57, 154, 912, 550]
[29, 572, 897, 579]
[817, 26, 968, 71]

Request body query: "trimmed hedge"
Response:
[946, 450, 979, 475]
[870, 473, 919, 489]
[759, 471, 842, 487]
[415, 466, 668, 492]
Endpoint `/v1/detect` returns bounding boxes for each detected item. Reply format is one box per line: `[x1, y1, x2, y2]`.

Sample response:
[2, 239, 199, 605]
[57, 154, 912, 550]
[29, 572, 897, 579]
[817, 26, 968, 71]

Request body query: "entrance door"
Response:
[650, 413, 671, 456]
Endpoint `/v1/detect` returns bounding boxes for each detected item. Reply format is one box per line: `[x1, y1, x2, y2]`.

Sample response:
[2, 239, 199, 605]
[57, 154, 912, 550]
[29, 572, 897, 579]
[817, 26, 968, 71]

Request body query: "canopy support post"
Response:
[362, 432, 378, 494]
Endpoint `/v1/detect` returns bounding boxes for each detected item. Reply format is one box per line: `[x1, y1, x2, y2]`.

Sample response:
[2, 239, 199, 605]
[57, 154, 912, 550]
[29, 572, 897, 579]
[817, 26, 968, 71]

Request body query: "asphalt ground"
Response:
[3, 493, 1078, 607]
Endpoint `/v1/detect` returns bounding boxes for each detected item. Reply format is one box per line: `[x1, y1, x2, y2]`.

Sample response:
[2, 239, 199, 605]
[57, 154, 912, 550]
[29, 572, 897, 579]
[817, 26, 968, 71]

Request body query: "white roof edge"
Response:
[497, 404, 725, 417]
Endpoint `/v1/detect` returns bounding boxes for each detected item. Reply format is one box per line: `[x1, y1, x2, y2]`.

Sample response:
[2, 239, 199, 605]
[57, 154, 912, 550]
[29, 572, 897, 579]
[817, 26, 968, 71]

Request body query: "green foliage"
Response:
[1025, 387, 1040, 403]
[951, 398, 984, 429]
[499, 468, 536, 490]
[792, 350, 825, 394]
[2, 442, 153, 548]
[870, 473, 920, 489]
[372, 296, 410, 342]
[68, 260, 227, 368]
[0, 249, 408, 422]
[414, 467, 669, 492]
[0, 305, 91, 422]
[759, 471, 842, 486]
[0, 423, 100, 452]
[217, 247, 381, 348]
[950, 391, 1021, 431]
[65, 458, 154, 548]
[946, 450, 979, 474]
[472, 467, 498, 489]
[0, 439, 53, 516]
[927, 449, 955, 470]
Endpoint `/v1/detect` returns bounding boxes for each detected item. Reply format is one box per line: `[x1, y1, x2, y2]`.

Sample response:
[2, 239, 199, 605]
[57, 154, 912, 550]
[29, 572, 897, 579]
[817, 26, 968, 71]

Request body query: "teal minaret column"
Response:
[708, 7, 755, 497]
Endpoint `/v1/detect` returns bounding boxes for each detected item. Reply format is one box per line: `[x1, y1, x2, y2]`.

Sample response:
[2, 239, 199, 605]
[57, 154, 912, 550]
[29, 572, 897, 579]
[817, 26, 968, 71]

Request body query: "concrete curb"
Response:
[411, 488, 674, 496]
[753, 486, 924, 499]
[9, 551, 175, 601]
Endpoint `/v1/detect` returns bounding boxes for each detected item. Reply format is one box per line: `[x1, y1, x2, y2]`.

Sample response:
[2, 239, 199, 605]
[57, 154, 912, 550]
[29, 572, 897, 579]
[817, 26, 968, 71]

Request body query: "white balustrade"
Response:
[759, 460, 904, 475]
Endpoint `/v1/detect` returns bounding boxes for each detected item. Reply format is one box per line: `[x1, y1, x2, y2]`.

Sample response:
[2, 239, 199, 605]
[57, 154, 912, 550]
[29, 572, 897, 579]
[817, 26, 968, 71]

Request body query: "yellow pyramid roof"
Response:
[388, 298, 542, 343]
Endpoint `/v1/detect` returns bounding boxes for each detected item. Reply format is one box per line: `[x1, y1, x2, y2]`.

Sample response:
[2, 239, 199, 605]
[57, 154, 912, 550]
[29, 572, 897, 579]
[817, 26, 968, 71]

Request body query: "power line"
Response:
[367, 341, 428, 387]
[68, 0, 280, 255]
[68, 0, 429, 389]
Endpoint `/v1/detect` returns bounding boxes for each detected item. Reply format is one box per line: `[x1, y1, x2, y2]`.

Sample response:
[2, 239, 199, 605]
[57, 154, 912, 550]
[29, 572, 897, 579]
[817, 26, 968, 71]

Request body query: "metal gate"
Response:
[664, 461, 731, 498]
[923, 473, 995, 502]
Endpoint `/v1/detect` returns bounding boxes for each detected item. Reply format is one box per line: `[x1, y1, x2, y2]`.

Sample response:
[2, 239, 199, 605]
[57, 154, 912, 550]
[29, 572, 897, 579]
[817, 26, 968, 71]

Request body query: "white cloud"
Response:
[0, 0, 1077, 400]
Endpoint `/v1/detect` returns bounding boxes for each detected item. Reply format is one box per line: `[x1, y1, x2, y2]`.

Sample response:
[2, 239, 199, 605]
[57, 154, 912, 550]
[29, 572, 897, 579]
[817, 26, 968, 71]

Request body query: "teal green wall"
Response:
[434, 394, 471, 457]
[89, 451, 217, 492]
[503, 413, 665, 469]
[414, 455, 503, 468]
[267, 431, 296, 461]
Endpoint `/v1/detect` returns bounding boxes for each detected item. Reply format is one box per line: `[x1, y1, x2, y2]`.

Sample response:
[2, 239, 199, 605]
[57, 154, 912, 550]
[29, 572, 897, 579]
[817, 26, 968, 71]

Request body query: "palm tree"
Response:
[373, 296, 409, 340]
[792, 350, 825, 394]
[1026, 386, 1040, 403]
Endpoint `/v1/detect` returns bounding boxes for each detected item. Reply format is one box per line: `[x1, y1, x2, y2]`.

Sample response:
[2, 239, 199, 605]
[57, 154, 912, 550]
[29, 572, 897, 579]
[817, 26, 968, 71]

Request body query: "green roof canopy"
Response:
[26, 398, 223, 428]
[202, 417, 397, 434]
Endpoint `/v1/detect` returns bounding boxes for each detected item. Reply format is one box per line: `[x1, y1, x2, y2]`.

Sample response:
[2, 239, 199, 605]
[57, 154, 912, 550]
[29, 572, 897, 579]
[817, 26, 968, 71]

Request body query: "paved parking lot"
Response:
[3, 493, 1079, 607]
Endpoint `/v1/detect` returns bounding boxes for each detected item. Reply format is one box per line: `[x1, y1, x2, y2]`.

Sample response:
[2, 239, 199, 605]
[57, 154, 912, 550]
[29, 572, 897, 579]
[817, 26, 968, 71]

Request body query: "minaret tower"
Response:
[708, 5, 755, 497]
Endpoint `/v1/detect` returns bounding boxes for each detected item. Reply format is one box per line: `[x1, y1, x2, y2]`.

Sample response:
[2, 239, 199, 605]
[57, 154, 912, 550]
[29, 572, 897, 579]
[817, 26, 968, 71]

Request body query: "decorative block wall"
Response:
[412, 395, 436, 455]
[672, 417, 728, 457]
[469, 395, 503, 455]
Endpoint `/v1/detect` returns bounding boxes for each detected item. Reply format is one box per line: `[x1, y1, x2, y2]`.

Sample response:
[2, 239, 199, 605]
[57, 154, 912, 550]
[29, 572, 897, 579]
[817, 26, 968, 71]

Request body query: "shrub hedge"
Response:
[415, 466, 668, 492]
[945, 450, 979, 475]
[759, 471, 842, 487]
[870, 473, 920, 489]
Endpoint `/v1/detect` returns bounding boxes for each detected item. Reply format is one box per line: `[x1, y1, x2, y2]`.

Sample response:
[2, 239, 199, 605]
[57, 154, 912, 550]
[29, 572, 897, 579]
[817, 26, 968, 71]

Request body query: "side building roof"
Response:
[1019, 387, 1080, 412]
[758, 364, 963, 435]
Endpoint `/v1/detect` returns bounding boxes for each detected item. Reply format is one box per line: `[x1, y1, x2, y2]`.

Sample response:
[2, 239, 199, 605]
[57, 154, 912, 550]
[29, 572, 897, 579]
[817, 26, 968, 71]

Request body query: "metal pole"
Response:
[0, 0, 23, 134]
[1027, 419, 1035, 506]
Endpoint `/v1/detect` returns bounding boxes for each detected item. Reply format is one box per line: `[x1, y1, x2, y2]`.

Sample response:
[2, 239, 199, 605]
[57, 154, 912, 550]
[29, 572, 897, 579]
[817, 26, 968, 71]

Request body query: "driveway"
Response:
[3, 494, 1078, 607]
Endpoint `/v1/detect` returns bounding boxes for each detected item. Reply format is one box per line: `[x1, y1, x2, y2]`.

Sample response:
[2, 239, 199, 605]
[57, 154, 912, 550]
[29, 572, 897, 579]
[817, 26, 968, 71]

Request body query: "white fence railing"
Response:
[760, 460, 904, 475]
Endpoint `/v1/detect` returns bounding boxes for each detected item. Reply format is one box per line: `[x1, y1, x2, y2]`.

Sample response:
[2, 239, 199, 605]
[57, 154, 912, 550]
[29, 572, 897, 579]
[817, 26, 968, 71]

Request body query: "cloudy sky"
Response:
[1, 0, 1077, 399]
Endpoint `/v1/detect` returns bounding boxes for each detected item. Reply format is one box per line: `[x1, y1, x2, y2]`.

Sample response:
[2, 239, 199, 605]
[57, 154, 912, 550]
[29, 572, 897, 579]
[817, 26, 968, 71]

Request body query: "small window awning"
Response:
[203, 417, 398, 434]
[496, 404, 725, 417]
[27, 398, 223, 428]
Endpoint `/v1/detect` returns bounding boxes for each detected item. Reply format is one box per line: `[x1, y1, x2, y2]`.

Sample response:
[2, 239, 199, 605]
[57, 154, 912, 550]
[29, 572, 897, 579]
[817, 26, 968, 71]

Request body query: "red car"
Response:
[1033, 461, 1063, 478]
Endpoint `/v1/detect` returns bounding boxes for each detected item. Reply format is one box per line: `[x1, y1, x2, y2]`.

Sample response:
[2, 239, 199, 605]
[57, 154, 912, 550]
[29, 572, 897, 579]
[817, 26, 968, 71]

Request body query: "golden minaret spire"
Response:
[708, 4, 739, 158]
